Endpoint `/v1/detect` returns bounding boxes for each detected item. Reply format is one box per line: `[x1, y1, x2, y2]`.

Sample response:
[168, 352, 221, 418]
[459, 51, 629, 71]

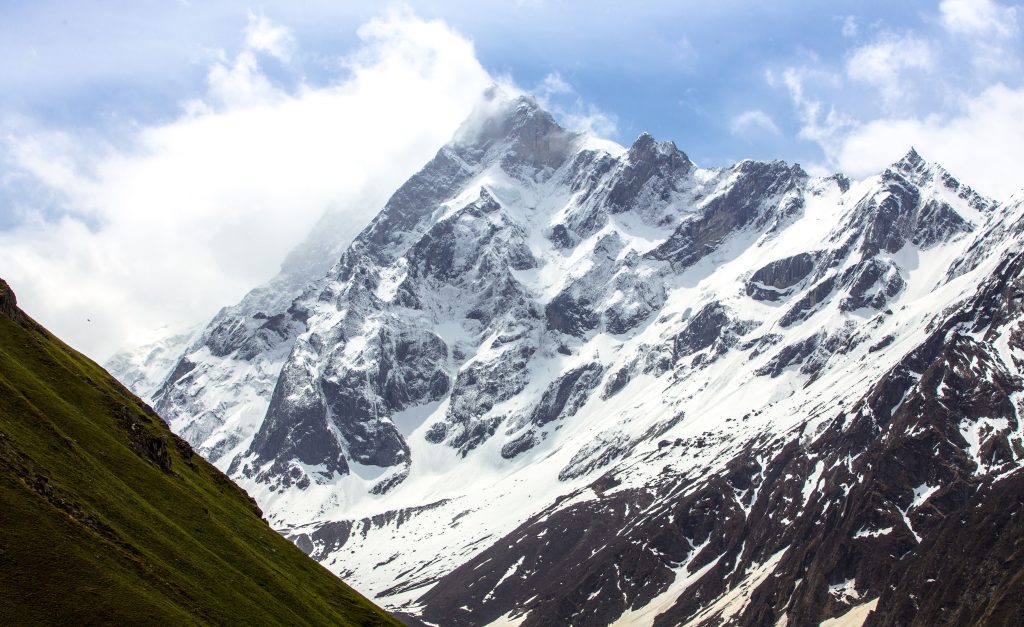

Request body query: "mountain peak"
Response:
[629, 131, 680, 155]
[895, 146, 925, 169]
[885, 146, 942, 188]
[450, 87, 577, 174]
[127, 82, 1024, 627]
[625, 131, 692, 173]
[889, 146, 936, 180]
[887, 147, 984, 204]
[452, 87, 558, 147]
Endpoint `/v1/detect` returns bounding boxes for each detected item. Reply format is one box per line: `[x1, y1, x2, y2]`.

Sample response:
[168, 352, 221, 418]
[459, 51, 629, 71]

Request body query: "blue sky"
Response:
[4, 1, 1021, 170]
[0, 3, 987, 160]
[2, 1, 1023, 358]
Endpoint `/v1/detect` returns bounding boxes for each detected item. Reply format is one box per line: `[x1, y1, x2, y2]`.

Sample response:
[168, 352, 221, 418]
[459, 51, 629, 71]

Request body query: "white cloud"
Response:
[0, 11, 491, 360]
[831, 83, 1024, 201]
[530, 72, 619, 138]
[775, 2, 1024, 202]
[841, 16, 859, 38]
[846, 33, 933, 106]
[778, 60, 1024, 199]
[561, 104, 619, 138]
[773, 66, 854, 153]
[537, 72, 572, 98]
[939, 0, 1019, 38]
[203, 49, 284, 110]
[729, 109, 781, 138]
[245, 11, 296, 61]
[188, 14, 297, 114]
[939, 0, 1021, 75]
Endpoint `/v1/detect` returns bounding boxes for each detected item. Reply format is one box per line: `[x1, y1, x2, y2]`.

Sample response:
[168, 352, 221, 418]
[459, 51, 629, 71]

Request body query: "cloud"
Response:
[0, 11, 491, 360]
[845, 32, 933, 106]
[831, 83, 1024, 200]
[673, 37, 698, 71]
[537, 72, 573, 98]
[841, 16, 859, 38]
[771, 66, 853, 152]
[202, 49, 284, 111]
[939, 0, 1019, 38]
[729, 109, 781, 138]
[245, 11, 296, 61]
[777, 57, 1024, 200]
[531, 72, 619, 138]
[561, 104, 619, 138]
[939, 0, 1021, 76]
[772, 1, 1024, 200]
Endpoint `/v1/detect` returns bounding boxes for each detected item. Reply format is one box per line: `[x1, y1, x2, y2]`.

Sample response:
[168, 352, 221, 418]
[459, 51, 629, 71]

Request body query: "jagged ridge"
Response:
[111, 90, 1023, 626]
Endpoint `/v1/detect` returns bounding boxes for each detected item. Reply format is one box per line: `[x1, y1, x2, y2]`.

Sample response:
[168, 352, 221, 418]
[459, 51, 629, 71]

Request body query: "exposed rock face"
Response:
[421, 246, 1024, 627]
[114, 93, 1024, 625]
[839, 258, 905, 312]
[647, 160, 806, 269]
[105, 164, 379, 474]
[605, 133, 693, 217]
[0, 278, 21, 322]
[746, 252, 818, 301]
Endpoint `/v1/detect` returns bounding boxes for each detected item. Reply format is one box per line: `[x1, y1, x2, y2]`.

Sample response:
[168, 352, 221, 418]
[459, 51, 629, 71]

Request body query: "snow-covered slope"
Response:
[106, 323, 199, 401]
[137, 89, 1024, 625]
[109, 187, 374, 468]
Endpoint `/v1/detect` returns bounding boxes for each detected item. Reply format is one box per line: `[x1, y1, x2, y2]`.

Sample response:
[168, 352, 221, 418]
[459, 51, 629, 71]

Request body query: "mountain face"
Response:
[114, 90, 1023, 625]
[0, 279, 399, 626]
[107, 194, 373, 474]
[105, 324, 199, 401]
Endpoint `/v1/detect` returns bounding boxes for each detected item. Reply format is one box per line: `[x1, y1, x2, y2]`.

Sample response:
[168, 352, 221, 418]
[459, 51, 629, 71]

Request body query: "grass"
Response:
[0, 292, 401, 626]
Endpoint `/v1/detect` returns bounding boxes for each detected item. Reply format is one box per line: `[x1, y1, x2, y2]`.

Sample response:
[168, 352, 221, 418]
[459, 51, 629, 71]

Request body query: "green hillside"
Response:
[0, 279, 400, 626]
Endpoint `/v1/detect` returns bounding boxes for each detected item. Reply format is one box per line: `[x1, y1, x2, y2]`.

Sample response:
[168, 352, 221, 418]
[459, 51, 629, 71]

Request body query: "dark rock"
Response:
[673, 302, 754, 362]
[746, 252, 819, 301]
[440, 334, 536, 454]
[839, 259, 905, 312]
[646, 161, 806, 269]
[545, 291, 601, 336]
[779, 275, 837, 327]
[162, 357, 196, 387]
[0, 279, 22, 323]
[868, 335, 895, 352]
[502, 431, 540, 460]
[370, 466, 410, 495]
[529, 363, 604, 428]
[605, 133, 693, 215]
[549, 224, 575, 249]
[673, 302, 732, 357]
[499, 363, 604, 460]
[288, 521, 354, 562]
[601, 364, 634, 399]
[247, 351, 349, 485]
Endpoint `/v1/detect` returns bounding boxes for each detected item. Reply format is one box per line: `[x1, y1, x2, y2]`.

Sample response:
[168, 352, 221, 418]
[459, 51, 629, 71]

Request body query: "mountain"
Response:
[107, 190, 375, 474]
[0, 279, 399, 625]
[115, 89, 1024, 625]
[105, 323, 200, 401]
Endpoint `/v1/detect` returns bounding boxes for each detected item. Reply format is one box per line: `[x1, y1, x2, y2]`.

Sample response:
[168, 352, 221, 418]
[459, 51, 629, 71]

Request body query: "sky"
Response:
[1, 0, 1023, 361]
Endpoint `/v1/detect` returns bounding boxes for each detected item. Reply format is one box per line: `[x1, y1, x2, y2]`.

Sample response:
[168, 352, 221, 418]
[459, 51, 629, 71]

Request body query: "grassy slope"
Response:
[0, 285, 401, 626]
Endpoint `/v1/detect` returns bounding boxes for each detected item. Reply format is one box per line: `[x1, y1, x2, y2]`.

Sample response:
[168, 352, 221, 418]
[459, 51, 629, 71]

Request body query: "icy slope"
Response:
[148, 90, 1023, 625]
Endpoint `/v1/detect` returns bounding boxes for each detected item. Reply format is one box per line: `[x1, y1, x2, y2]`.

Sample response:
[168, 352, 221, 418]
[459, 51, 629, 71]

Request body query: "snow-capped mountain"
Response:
[105, 323, 199, 401]
[112, 88, 1024, 625]
[108, 193, 375, 469]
